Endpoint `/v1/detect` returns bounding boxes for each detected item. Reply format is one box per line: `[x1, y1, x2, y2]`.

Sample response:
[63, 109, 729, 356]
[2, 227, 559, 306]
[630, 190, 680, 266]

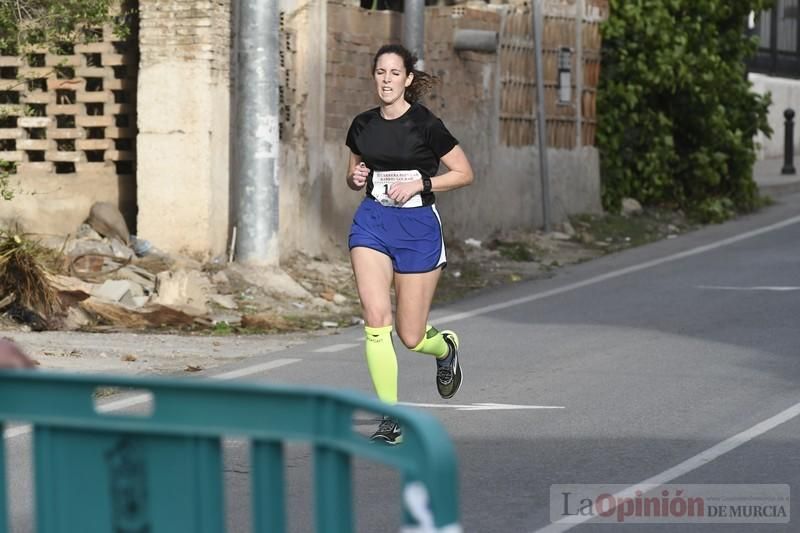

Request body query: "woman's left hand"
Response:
[388, 180, 423, 205]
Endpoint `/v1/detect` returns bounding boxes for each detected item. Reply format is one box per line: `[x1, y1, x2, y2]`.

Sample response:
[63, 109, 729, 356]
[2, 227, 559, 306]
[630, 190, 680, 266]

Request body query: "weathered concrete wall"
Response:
[750, 73, 800, 160]
[136, 0, 230, 258]
[277, 0, 331, 258]
[0, 173, 134, 235]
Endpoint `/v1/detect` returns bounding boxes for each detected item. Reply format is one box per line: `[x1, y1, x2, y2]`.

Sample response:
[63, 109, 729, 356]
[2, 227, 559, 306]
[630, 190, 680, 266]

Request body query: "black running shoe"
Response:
[436, 331, 462, 399]
[370, 416, 403, 445]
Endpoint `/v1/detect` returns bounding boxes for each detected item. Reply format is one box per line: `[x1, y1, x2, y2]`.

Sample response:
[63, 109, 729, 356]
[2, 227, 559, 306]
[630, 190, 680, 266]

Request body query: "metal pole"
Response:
[404, 0, 425, 70]
[770, 6, 778, 75]
[533, 0, 551, 232]
[782, 108, 796, 175]
[234, 0, 280, 265]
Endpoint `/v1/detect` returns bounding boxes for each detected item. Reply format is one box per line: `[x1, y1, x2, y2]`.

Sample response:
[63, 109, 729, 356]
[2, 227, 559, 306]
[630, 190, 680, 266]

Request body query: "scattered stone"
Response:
[109, 238, 135, 260]
[151, 270, 211, 316]
[75, 223, 102, 240]
[80, 297, 198, 328]
[464, 238, 482, 248]
[211, 271, 229, 285]
[87, 202, 130, 245]
[621, 197, 643, 216]
[332, 293, 347, 305]
[185, 365, 203, 372]
[66, 238, 115, 259]
[561, 221, 576, 236]
[210, 313, 242, 327]
[321, 321, 338, 328]
[121, 354, 137, 362]
[229, 264, 313, 300]
[91, 280, 141, 307]
[209, 293, 237, 310]
[131, 296, 149, 308]
[311, 297, 336, 310]
[62, 306, 92, 331]
[169, 254, 203, 272]
[550, 231, 572, 241]
[114, 265, 156, 294]
[320, 288, 336, 302]
[241, 313, 290, 330]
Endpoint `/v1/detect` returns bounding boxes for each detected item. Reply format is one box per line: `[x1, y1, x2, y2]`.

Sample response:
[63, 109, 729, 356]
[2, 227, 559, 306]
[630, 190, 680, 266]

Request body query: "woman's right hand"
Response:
[349, 162, 369, 190]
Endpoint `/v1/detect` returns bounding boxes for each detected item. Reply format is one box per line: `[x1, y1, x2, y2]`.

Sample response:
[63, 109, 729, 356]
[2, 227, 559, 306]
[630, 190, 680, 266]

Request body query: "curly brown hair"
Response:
[372, 44, 436, 103]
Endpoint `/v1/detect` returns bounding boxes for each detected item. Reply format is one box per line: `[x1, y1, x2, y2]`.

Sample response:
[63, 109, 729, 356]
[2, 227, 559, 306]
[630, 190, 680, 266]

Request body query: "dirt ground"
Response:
[1, 207, 697, 376]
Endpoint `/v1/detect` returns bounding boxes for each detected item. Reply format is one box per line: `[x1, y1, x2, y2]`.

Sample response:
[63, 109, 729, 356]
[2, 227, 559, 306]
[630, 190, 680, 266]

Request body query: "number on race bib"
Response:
[372, 170, 423, 208]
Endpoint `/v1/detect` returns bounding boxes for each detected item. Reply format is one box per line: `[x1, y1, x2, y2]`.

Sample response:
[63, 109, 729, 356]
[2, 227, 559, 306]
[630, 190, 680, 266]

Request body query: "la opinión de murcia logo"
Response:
[551, 484, 790, 524]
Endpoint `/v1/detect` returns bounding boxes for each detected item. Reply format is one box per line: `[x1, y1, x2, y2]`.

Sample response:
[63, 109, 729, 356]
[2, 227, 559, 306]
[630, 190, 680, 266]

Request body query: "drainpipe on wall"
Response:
[404, 0, 426, 69]
[575, 0, 584, 148]
[533, 0, 552, 232]
[233, 0, 281, 265]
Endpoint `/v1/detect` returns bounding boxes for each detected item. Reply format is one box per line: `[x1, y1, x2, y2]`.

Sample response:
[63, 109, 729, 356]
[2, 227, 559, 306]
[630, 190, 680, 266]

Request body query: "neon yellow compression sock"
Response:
[364, 325, 398, 404]
[411, 325, 450, 359]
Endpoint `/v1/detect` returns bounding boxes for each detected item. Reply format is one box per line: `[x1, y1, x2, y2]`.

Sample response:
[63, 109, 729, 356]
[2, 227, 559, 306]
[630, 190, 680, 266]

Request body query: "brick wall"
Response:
[139, 0, 230, 76]
[324, 3, 393, 142]
[322, 1, 606, 148]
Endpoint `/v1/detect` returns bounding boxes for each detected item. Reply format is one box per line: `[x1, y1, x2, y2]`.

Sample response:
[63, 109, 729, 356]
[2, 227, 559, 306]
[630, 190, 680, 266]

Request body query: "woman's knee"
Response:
[396, 326, 424, 349]
[363, 308, 392, 328]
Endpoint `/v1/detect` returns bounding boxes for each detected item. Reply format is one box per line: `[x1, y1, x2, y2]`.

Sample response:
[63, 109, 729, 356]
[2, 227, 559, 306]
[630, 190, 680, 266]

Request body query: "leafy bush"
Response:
[0, 0, 131, 54]
[597, 0, 774, 219]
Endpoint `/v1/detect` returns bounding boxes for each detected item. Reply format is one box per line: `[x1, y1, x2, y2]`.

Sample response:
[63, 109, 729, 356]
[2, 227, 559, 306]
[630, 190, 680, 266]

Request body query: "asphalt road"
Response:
[5, 193, 800, 532]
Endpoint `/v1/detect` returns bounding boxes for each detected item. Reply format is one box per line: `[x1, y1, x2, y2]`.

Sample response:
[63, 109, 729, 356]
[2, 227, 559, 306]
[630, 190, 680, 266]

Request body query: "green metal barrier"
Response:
[0, 370, 461, 533]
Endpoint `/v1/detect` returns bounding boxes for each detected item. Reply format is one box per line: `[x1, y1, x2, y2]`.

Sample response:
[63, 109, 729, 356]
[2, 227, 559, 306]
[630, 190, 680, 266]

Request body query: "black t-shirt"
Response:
[345, 102, 458, 206]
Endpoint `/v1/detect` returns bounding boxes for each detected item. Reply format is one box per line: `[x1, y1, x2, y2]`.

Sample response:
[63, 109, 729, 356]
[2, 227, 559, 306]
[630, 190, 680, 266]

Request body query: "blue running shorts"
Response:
[349, 199, 447, 274]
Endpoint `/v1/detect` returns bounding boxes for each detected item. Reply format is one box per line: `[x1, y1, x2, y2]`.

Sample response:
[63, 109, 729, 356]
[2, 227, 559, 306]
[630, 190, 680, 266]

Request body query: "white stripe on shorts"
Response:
[432, 204, 447, 267]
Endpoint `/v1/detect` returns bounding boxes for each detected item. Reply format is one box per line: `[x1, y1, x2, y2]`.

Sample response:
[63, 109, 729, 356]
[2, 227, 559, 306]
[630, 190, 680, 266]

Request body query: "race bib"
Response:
[372, 170, 423, 208]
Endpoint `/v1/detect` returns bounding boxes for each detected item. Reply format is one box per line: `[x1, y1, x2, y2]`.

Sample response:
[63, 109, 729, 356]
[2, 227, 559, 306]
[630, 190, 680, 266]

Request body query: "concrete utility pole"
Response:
[234, 0, 280, 265]
[404, 0, 425, 69]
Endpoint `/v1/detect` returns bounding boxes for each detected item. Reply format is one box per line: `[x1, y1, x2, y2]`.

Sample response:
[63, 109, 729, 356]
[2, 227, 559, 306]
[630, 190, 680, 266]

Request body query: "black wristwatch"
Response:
[422, 177, 432, 194]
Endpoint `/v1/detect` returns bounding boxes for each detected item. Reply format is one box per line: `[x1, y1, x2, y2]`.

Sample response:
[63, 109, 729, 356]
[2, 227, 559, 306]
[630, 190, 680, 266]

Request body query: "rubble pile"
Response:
[1, 203, 357, 332]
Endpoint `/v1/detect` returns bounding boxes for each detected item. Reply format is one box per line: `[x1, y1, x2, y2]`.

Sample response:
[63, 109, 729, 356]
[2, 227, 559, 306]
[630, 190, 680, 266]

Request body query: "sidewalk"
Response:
[754, 156, 800, 198]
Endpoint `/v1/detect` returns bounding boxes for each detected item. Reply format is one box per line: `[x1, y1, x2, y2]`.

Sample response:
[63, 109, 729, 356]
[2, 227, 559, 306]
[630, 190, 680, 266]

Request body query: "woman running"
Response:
[345, 44, 474, 444]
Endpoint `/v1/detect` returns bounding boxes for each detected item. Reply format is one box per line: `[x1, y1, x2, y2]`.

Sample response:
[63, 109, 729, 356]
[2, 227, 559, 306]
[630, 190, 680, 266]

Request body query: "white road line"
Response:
[698, 285, 800, 292]
[313, 343, 359, 353]
[433, 214, 800, 326]
[3, 358, 302, 441]
[212, 358, 301, 380]
[401, 402, 564, 411]
[534, 400, 800, 532]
